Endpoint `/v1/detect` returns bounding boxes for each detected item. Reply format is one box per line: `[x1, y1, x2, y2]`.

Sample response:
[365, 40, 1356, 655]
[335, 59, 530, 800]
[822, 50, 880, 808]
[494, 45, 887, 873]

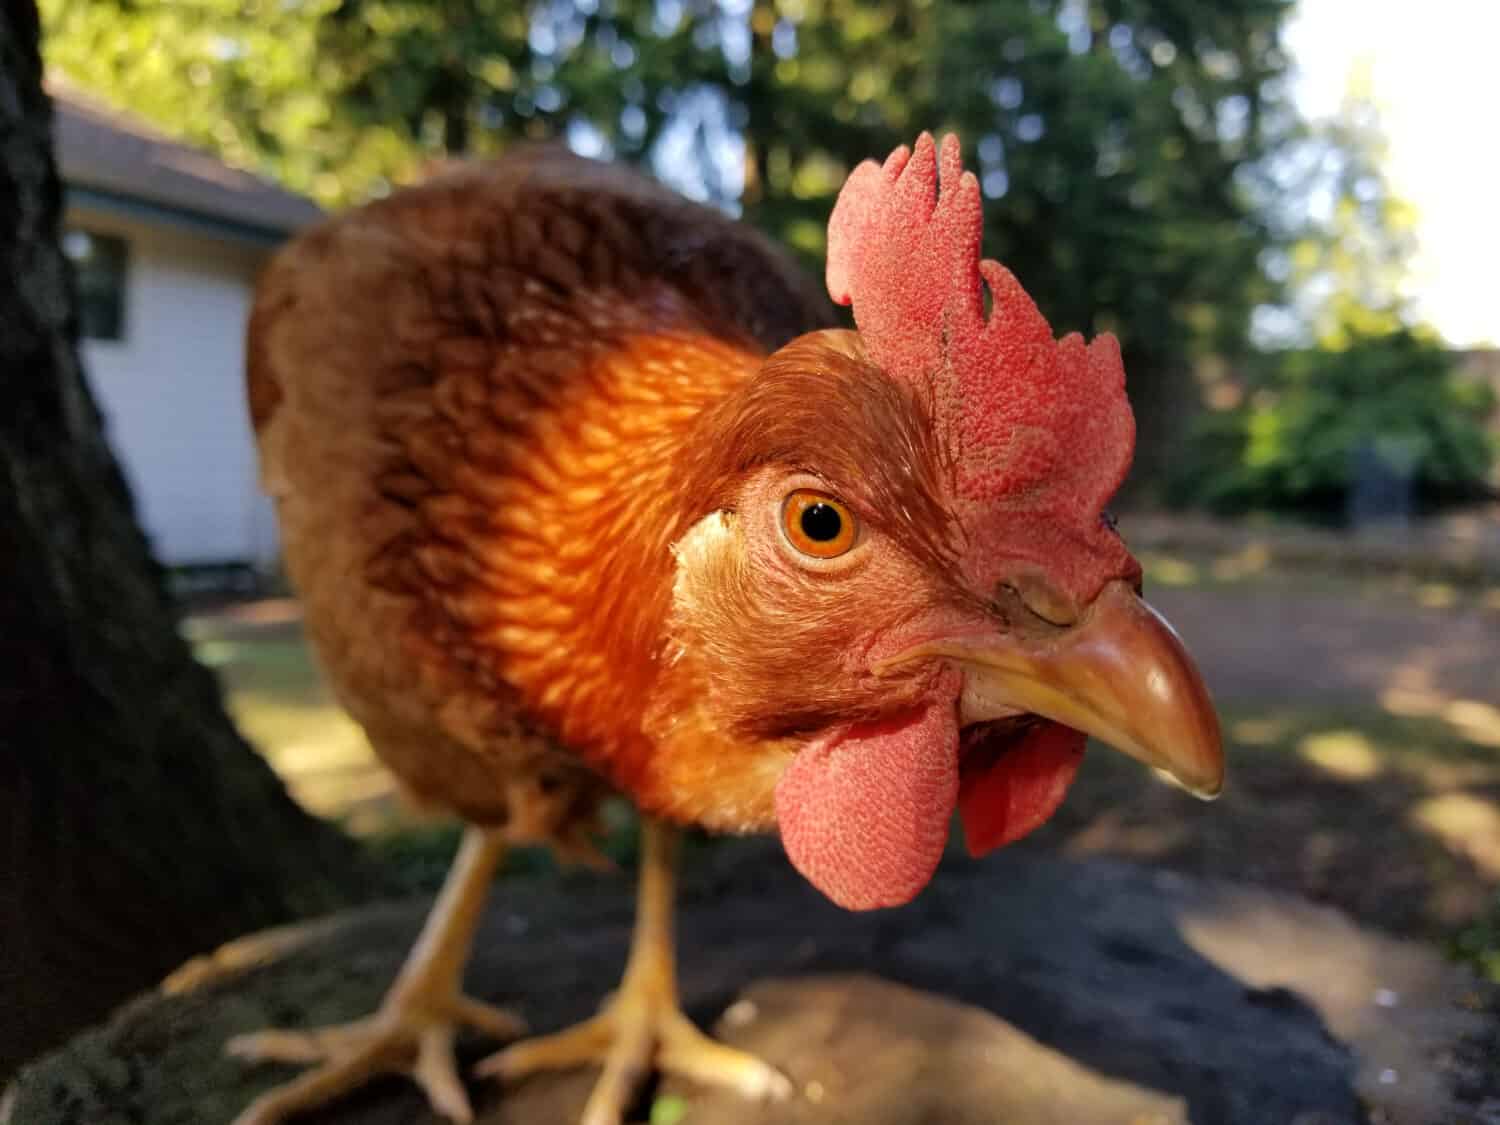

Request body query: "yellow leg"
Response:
[228, 826, 523, 1125]
[476, 819, 791, 1125]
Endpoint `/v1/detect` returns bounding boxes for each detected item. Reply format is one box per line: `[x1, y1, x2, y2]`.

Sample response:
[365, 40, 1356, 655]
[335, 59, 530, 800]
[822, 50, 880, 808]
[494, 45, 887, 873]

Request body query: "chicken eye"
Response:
[781, 489, 857, 559]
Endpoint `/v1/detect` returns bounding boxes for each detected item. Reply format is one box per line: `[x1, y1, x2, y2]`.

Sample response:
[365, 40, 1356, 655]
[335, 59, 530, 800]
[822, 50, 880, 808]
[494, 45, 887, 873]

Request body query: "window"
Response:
[62, 229, 128, 341]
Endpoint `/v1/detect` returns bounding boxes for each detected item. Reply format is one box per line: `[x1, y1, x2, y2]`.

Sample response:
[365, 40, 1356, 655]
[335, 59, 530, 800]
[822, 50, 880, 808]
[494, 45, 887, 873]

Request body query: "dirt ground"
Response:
[1148, 577, 1500, 714]
[1044, 571, 1500, 972]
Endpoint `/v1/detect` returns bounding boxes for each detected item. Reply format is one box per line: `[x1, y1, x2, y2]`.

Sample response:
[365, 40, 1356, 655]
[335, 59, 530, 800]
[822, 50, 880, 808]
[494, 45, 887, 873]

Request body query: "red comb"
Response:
[827, 133, 1137, 602]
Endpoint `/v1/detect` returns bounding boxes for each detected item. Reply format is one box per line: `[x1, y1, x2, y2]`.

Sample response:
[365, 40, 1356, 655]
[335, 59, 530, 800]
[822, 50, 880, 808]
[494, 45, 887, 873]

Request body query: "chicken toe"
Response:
[476, 819, 791, 1125]
[479, 984, 788, 1124]
[229, 997, 521, 1125]
[227, 827, 522, 1124]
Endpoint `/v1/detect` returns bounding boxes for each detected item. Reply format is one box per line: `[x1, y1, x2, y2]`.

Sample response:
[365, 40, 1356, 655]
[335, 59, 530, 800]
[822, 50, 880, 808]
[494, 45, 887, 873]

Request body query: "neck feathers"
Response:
[460, 326, 759, 788]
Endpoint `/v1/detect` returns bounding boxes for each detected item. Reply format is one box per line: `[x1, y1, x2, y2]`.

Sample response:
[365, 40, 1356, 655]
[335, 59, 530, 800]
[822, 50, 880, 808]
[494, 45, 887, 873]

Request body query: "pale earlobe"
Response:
[669, 510, 747, 639]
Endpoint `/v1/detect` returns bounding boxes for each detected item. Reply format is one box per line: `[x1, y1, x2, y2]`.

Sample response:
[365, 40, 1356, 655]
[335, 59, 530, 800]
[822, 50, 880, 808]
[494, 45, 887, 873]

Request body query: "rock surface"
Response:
[9, 844, 1497, 1125]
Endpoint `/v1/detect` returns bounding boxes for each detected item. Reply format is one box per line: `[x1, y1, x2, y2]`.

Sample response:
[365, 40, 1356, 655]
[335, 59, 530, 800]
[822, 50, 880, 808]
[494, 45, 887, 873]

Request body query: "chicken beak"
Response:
[894, 581, 1224, 798]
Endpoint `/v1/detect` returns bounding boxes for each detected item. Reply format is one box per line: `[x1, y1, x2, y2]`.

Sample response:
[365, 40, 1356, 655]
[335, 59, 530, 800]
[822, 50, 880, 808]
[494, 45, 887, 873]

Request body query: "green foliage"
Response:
[1256, 77, 1422, 350]
[1450, 892, 1500, 985]
[1173, 326, 1496, 515]
[1173, 88, 1495, 519]
[727, 0, 1296, 374]
[41, 0, 1295, 392]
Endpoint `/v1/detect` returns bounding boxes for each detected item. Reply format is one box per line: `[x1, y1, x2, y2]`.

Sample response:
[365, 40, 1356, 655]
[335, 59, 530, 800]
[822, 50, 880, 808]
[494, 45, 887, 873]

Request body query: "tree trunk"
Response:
[0, 0, 374, 1079]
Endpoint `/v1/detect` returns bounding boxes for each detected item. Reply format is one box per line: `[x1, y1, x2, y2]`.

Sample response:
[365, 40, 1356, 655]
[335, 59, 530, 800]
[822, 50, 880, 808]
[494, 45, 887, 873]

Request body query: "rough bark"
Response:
[0, 0, 373, 1078]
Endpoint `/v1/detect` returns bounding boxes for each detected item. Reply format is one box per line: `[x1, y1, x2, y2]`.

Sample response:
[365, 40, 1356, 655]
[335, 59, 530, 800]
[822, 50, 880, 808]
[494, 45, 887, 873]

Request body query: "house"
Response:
[52, 82, 322, 572]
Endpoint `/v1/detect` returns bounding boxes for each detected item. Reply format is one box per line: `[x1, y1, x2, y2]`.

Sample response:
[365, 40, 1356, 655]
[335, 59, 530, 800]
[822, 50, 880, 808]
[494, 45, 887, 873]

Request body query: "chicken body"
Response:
[236, 150, 844, 1124]
[236, 137, 1223, 1124]
[250, 149, 831, 847]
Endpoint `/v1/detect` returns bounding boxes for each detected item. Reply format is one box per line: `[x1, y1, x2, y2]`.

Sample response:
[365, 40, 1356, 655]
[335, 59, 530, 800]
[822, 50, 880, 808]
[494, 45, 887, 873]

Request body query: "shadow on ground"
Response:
[1039, 709, 1500, 950]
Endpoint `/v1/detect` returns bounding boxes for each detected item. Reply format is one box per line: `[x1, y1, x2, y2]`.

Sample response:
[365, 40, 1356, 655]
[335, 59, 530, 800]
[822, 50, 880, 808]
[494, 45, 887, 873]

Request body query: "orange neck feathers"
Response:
[435, 317, 776, 822]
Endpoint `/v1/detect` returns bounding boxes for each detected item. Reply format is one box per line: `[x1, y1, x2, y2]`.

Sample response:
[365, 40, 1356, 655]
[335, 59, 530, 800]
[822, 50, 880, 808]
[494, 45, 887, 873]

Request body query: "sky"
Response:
[1287, 0, 1499, 347]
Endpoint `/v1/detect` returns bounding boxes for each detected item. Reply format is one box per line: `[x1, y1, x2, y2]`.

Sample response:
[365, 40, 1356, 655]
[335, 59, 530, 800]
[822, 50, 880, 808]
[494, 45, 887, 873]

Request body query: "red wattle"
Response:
[775, 700, 959, 911]
[959, 722, 1085, 856]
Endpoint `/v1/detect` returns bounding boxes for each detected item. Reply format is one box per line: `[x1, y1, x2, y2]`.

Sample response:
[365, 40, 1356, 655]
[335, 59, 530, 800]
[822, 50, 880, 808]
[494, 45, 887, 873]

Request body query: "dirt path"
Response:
[1150, 581, 1499, 715]
[1046, 578, 1500, 945]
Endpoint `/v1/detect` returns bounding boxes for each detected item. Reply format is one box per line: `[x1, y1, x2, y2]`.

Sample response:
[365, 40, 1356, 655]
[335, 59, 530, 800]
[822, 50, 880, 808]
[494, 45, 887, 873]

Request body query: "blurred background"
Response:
[26, 0, 1500, 1055]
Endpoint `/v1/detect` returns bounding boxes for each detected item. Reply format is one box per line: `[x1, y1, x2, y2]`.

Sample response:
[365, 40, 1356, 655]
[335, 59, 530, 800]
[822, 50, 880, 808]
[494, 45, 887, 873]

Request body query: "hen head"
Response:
[661, 134, 1222, 911]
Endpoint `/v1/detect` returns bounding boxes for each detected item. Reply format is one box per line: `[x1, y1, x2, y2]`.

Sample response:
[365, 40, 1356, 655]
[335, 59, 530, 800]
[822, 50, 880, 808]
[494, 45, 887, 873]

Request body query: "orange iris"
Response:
[782, 490, 858, 559]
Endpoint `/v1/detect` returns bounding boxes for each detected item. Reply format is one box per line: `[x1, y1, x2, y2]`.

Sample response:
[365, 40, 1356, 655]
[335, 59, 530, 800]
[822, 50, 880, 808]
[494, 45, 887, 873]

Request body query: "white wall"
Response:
[67, 207, 280, 568]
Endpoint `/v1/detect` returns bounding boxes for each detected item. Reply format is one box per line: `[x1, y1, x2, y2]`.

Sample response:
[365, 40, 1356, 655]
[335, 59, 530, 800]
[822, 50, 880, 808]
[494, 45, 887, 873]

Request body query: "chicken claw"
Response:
[476, 819, 791, 1125]
[227, 827, 521, 1124]
[229, 997, 524, 1125]
[479, 977, 788, 1125]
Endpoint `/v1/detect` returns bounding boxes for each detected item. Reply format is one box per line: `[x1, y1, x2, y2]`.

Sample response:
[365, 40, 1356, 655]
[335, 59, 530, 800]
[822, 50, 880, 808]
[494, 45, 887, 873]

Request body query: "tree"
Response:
[35, 0, 677, 206]
[1253, 74, 1424, 349]
[0, 0, 374, 1077]
[1172, 330, 1495, 516]
[1170, 84, 1496, 517]
[41, 0, 1295, 419]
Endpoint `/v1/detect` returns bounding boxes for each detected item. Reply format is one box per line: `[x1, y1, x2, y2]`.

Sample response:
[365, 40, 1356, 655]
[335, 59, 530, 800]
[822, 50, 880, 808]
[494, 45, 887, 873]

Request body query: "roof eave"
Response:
[65, 184, 305, 248]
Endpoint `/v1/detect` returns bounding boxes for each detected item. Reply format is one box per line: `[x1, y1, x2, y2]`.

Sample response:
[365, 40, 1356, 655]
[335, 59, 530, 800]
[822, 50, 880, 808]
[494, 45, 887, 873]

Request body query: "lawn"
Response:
[183, 604, 415, 838]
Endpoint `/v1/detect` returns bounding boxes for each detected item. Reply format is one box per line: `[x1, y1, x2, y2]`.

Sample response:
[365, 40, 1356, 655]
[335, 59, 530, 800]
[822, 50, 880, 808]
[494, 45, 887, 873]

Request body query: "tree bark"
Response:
[0, 0, 374, 1078]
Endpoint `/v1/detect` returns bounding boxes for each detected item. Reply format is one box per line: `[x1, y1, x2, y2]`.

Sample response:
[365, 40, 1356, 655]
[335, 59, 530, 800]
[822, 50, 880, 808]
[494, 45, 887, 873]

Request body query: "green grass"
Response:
[187, 618, 411, 836]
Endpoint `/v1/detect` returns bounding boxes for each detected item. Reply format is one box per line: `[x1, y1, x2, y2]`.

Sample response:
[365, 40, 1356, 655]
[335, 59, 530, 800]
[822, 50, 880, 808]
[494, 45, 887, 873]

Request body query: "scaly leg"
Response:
[228, 826, 523, 1125]
[476, 818, 791, 1125]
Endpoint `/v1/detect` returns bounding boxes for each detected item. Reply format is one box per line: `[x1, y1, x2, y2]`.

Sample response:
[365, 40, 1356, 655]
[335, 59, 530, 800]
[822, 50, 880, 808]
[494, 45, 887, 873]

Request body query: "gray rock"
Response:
[676, 975, 1188, 1125]
[8, 845, 1496, 1125]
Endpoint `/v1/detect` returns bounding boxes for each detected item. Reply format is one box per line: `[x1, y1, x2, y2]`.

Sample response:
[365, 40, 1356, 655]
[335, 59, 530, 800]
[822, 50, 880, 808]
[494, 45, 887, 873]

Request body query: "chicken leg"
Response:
[476, 818, 792, 1125]
[228, 826, 523, 1125]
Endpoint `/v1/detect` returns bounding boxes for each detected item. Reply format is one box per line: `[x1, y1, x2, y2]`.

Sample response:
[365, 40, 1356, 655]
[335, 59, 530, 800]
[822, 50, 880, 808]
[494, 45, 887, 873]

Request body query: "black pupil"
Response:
[800, 502, 843, 543]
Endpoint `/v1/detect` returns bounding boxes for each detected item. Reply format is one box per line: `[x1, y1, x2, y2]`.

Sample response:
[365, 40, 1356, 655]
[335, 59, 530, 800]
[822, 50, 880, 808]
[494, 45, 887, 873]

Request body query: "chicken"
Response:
[230, 133, 1223, 1125]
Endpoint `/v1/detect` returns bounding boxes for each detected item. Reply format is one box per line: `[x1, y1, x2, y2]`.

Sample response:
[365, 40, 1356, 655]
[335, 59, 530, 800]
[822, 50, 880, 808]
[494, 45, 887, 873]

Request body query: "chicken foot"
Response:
[228, 826, 523, 1125]
[476, 818, 792, 1125]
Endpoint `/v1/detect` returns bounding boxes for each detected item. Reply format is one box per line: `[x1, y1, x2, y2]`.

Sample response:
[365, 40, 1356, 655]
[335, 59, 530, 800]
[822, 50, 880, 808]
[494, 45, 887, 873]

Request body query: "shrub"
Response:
[1172, 326, 1495, 517]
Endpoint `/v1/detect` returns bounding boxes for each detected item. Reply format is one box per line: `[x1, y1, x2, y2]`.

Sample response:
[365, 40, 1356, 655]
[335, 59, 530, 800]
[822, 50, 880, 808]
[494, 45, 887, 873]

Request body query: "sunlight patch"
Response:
[1415, 583, 1458, 610]
[1232, 716, 1290, 746]
[1410, 792, 1500, 879]
[191, 639, 239, 668]
[1211, 542, 1271, 582]
[1441, 699, 1500, 749]
[1380, 686, 1446, 718]
[1141, 552, 1200, 587]
[1297, 730, 1383, 780]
